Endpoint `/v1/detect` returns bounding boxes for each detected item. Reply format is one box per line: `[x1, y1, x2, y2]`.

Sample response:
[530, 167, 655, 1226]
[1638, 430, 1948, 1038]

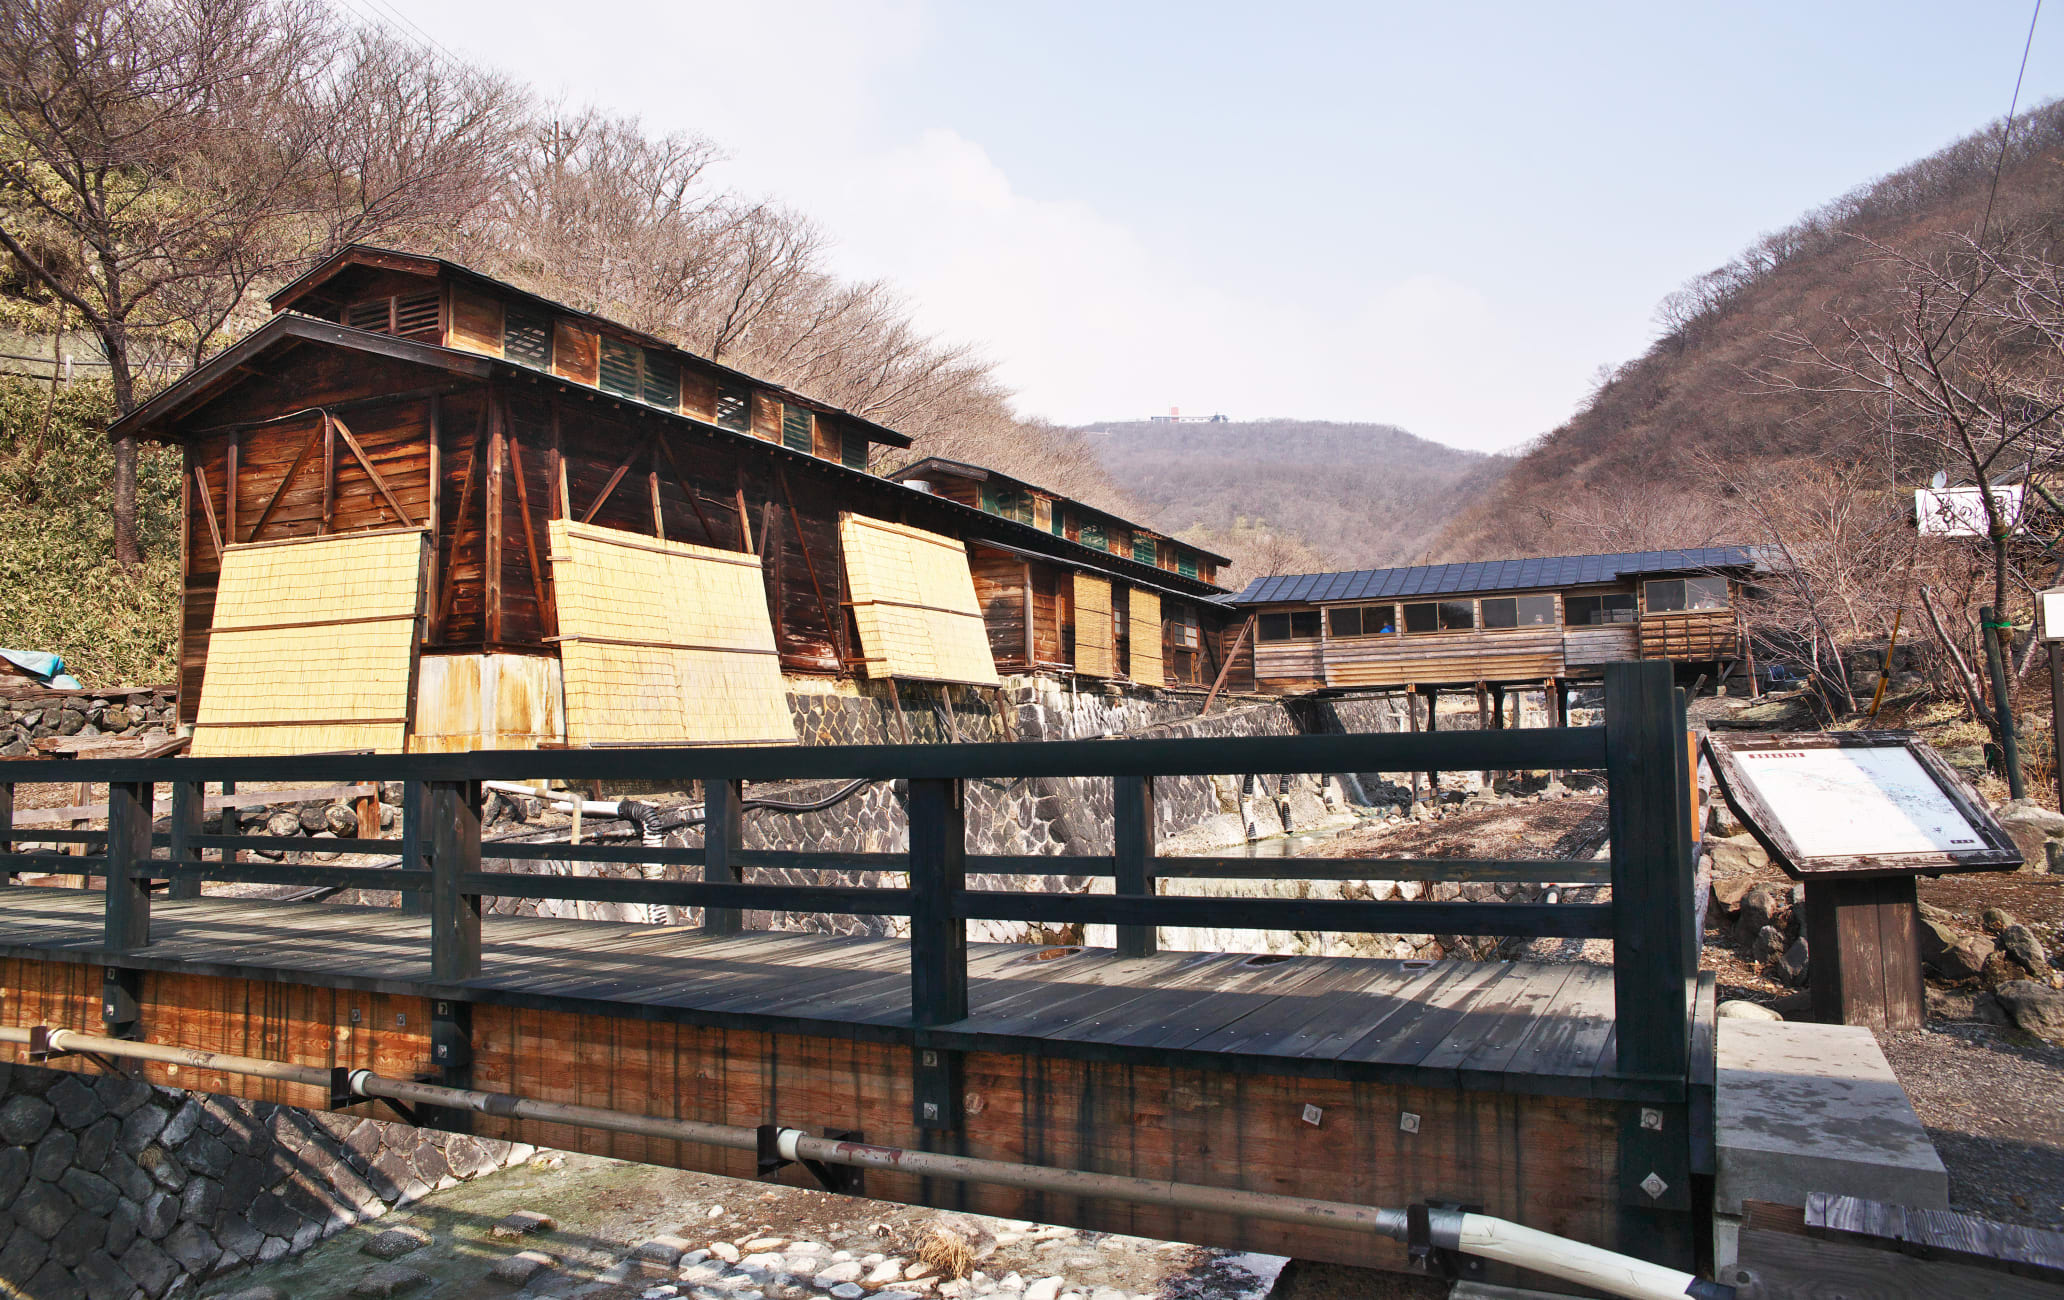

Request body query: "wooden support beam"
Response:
[775, 462, 844, 667]
[0, 782, 13, 882]
[649, 438, 666, 541]
[243, 421, 320, 543]
[1115, 774, 1157, 958]
[427, 779, 482, 981]
[703, 779, 743, 936]
[1202, 615, 1254, 715]
[581, 437, 644, 524]
[167, 780, 204, 901]
[734, 464, 753, 553]
[224, 433, 238, 544]
[399, 780, 427, 916]
[504, 434, 552, 638]
[485, 398, 506, 644]
[908, 777, 968, 1026]
[192, 465, 223, 560]
[320, 412, 336, 535]
[104, 780, 153, 952]
[426, 397, 442, 627]
[435, 419, 484, 641]
[331, 416, 417, 527]
[551, 401, 569, 520]
[653, 434, 721, 549]
[1803, 875, 1925, 1031]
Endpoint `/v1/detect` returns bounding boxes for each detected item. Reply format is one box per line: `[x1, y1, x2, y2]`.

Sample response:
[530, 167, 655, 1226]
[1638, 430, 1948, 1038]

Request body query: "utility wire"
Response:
[1976, 0, 2044, 247]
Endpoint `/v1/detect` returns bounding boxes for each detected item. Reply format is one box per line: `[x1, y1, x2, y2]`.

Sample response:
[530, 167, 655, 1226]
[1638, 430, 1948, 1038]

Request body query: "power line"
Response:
[1976, 0, 2043, 246]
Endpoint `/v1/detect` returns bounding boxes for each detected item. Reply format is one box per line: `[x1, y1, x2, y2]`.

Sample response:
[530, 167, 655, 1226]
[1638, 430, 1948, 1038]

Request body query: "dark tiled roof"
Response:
[1232, 547, 1759, 606]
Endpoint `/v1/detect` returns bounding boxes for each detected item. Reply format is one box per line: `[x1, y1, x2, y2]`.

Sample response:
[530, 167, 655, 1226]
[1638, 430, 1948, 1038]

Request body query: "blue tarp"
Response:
[0, 648, 82, 691]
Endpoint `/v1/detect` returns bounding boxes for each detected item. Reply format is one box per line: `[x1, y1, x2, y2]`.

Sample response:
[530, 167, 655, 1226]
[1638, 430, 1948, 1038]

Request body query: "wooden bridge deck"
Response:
[0, 885, 1640, 1100]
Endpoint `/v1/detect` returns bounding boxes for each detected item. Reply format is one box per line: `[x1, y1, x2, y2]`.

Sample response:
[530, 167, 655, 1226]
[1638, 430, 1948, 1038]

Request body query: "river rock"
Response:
[1994, 800, 2064, 869]
[1922, 922, 1995, 982]
[1778, 937, 1810, 986]
[1751, 925, 1787, 966]
[1717, 1000, 1782, 1021]
[1736, 884, 1790, 945]
[1997, 980, 2064, 1039]
[1708, 834, 1771, 876]
[2001, 924, 2051, 976]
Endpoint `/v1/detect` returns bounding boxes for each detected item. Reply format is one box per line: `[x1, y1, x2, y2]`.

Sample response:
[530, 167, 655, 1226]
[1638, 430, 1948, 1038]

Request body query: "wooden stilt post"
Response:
[427, 780, 482, 982]
[105, 781, 154, 952]
[1423, 687, 1440, 802]
[703, 779, 743, 935]
[908, 778, 968, 1026]
[1114, 776, 1158, 958]
[168, 780, 204, 901]
[1404, 687, 1422, 805]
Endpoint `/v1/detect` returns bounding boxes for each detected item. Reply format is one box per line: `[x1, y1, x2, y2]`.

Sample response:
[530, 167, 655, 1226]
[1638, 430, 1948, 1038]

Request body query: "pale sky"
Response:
[378, 1, 2063, 452]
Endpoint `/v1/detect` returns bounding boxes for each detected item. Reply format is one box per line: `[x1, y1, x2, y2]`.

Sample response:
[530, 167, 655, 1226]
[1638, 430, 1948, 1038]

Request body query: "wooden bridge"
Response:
[0, 663, 1713, 1284]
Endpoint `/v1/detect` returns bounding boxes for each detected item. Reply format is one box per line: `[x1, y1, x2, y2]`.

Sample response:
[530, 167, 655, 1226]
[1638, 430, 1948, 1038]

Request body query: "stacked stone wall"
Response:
[0, 686, 176, 758]
[0, 1060, 529, 1300]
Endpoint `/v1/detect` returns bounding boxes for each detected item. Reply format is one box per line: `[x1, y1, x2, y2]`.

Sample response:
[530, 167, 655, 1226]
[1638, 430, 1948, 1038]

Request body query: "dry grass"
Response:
[914, 1225, 976, 1280]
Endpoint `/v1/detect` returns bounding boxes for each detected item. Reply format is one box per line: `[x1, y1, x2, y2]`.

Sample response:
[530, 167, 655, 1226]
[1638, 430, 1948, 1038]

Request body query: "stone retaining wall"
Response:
[0, 686, 177, 758]
[496, 678, 1412, 943]
[0, 1060, 530, 1300]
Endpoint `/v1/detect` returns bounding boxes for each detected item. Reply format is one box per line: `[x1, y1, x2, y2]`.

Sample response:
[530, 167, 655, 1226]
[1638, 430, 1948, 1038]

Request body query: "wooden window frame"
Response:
[715, 383, 752, 433]
[1403, 600, 1475, 634]
[1481, 594, 1558, 631]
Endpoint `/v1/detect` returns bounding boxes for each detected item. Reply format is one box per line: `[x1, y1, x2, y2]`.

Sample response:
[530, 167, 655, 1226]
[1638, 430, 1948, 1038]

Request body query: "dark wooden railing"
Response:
[0, 661, 1696, 1080]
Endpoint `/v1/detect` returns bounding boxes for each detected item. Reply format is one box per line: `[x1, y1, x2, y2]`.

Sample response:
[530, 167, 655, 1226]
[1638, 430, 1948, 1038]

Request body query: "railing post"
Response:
[167, 779, 204, 900]
[1603, 661, 1697, 1259]
[0, 780, 13, 883]
[908, 777, 968, 1026]
[703, 779, 743, 935]
[399, 781, 427, 915]
[1114, 775, 1158, 957]
[1604, 661, 1694, 1078]
[219, 780, 239, 869]
[105, 780, 154, 952]
[427, 779, 482, 982]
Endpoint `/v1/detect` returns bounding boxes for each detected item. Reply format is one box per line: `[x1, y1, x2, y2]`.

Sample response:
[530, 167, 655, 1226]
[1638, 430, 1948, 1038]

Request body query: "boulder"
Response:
[1996, 980, 2064, 1039]
[1710, 875, 1758, 916]
[324, 804, 361, 835]
[1708, 834, 1771, 876]
[1708, 803, 1748, 838]
[2000, 924, 2051, 977]
[1992, 799, 2064, 869]
[1922, 921, 1995, 982]
[264, 811, 302, 839]
[1778, 937, 1810, 987]
[1751, 925, 1788, 967]
[1736, 885, 1791, 946]
[1980, 907, 2019, 934]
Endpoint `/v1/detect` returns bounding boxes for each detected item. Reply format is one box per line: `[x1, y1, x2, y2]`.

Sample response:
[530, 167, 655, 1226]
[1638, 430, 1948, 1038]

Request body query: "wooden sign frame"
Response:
[1703, 730, 2022, 880]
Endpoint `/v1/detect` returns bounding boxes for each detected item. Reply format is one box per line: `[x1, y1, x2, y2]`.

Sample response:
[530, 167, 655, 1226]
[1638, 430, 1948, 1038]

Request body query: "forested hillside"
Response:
[1435, 100, 2064, 566]
[1086, 419, 1505, 576]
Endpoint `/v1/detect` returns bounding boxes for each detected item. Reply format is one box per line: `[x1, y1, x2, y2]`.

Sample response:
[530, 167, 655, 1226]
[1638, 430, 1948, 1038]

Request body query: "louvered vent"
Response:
[342, 291, 442, 340]
[342, 299, 391, 332]
[504, 306, 553, 369]
[841, 429, 868, 471]
[598, 338, 641, 399]
[781, 403, 813, 453]
[393, 291, 440, 339]
[642, 351, 680, 409]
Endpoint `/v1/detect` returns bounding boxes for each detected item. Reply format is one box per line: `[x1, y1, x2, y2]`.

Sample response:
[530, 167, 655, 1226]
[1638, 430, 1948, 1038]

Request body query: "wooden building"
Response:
[1229, 548, 1758, 695]
[892, 459, 1236, 687]
[111, 246, 1233, 755]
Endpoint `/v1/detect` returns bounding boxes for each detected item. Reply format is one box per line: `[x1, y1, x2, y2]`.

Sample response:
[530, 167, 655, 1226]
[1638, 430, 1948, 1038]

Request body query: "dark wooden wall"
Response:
[169, 351, 1232, 719]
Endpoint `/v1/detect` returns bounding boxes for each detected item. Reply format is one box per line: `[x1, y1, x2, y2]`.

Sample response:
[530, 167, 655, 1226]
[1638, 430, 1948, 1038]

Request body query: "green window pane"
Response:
[1080, 520, 1106, 551]
[1177, 554, 1196, 578]
[598, 338, 641, 400]
[1051, 506, 1066, 537]
[1134, 536, 1157, 564]
[782, 403, 813, 452]
[841, 429, 868, 470]
[642, 350, 680, 408]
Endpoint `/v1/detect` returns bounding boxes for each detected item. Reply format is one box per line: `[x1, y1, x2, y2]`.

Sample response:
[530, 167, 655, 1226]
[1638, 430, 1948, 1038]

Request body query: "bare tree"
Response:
[0, 0, 520, 562]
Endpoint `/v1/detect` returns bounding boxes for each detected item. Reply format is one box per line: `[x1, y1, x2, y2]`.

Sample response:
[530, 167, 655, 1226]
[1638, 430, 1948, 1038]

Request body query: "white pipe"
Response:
[483, 781, 622, 817]
[1451, 1212, 1725, 1300]
[0, 1025, 1728, 1300]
